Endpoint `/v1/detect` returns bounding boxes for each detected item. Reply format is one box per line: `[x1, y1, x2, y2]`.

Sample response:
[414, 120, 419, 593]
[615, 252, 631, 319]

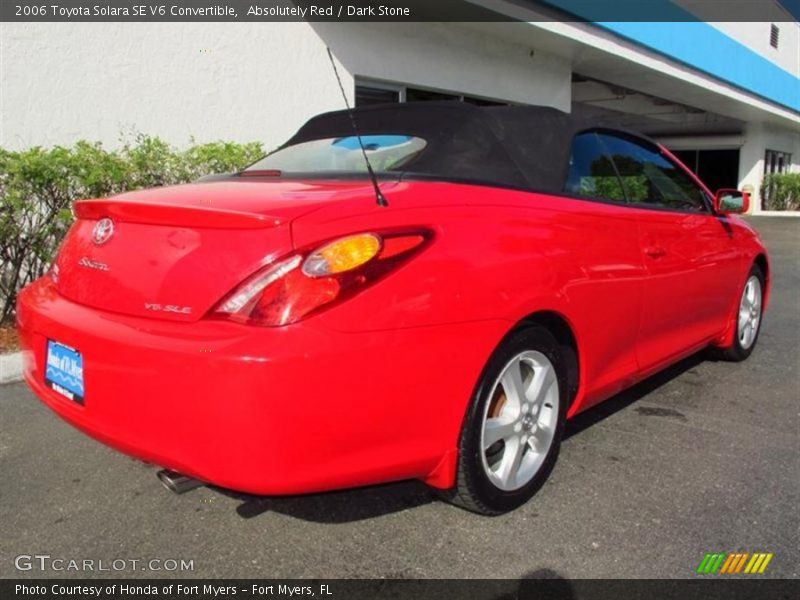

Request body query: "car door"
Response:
[559, 131, 646, 406]
[596, 133, 742, 373]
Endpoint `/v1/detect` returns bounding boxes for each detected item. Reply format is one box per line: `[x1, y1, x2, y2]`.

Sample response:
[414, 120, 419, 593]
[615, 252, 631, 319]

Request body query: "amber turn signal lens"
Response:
[302, 233, 382, 277]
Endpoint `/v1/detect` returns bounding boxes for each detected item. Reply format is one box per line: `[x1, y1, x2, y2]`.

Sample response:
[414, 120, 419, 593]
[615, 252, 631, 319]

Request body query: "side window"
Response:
[597, 134, 708, 212]
[564, 132, 626, 202]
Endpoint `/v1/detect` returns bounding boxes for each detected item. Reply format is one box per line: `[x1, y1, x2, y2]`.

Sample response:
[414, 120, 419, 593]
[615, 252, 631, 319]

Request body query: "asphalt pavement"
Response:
[1, 216, 797, 580]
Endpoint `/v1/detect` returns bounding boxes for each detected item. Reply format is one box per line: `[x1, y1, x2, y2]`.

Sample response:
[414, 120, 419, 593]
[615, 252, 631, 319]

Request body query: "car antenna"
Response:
[325, 47, 388, 208]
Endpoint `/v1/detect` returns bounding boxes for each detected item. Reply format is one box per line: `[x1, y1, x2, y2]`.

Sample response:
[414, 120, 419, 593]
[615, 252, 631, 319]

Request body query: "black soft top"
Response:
[283, 101, 638, 193]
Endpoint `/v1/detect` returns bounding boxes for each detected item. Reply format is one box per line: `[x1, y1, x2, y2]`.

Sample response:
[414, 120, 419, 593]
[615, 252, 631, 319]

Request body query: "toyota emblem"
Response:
[92, 218, 114, 245]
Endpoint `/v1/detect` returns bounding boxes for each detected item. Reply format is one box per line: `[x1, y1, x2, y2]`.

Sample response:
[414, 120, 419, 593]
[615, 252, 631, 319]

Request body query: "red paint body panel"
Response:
[55, 218, 293, 322]
[17, 276, 506, 493]
[17, 175, 770, 494]
[633, 210, 743, 371]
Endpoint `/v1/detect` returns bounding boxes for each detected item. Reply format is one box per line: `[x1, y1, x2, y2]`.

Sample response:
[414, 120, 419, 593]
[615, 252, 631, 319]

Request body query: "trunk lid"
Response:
[52, 179, 384, 322]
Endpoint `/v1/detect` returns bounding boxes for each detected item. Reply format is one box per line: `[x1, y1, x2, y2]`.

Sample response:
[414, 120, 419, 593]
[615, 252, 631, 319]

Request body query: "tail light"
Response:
[212, 230, 431, 326]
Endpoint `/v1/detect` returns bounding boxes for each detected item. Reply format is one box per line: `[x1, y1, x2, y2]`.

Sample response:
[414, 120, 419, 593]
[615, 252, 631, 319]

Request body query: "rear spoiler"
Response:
[73, 199, 283, 229]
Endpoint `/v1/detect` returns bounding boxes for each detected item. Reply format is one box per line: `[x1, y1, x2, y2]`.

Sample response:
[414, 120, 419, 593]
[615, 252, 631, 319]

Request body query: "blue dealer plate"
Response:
[45, 340, 84, 404]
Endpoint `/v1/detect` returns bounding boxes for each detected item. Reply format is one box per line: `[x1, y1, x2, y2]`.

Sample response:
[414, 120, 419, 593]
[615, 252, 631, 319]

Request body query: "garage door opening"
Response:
[671, 149, 740, 193]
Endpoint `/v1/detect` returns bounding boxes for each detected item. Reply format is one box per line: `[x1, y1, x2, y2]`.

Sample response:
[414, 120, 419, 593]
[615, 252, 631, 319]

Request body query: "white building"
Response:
[2, 1, 798, 212]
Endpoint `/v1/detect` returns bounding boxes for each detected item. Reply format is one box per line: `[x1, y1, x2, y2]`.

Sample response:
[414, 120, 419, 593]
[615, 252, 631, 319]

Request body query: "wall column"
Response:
[737, 122, 766, 214]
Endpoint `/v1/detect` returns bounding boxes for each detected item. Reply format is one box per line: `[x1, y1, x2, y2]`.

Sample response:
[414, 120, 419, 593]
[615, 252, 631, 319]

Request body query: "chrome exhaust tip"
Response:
[157, 469, 204, 494]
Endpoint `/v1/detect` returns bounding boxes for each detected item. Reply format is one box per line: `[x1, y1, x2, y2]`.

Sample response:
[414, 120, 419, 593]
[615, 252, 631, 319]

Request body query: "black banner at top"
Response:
[1, 0, 799, 22]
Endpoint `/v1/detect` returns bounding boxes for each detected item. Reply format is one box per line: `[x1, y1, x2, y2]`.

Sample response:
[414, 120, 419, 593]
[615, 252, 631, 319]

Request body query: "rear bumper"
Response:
[17, 278, 507, 494]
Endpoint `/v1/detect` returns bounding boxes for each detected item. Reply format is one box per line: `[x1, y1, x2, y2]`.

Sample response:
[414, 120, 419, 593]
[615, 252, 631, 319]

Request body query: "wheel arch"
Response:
[754, 253, 770, 309]
[425, 308, 584, 491]
[713, 251, 771, 350]
[515, 310, 582, 412]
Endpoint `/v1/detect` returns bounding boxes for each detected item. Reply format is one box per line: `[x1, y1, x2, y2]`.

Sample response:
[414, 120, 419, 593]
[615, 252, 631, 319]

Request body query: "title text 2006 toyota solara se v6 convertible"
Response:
[17, 103, 769, 514]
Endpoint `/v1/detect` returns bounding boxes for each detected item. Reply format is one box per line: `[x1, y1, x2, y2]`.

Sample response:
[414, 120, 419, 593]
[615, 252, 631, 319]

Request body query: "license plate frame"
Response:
[45, 340, 85, 405]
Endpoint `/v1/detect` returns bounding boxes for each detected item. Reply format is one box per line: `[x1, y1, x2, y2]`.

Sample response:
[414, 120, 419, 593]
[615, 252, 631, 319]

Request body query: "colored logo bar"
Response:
[697, 552, 773, 574]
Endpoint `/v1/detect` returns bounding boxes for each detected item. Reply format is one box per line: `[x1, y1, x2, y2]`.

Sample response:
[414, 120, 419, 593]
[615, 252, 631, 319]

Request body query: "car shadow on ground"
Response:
[216, 350, 709, 523]
[214, 478, 435, 522]
[564, 350, 707, 439]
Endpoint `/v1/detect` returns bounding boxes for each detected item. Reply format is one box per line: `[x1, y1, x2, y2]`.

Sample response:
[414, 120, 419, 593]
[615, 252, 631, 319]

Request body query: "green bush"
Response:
[761, 173, 800, 211]
[0, 136, 264, 322]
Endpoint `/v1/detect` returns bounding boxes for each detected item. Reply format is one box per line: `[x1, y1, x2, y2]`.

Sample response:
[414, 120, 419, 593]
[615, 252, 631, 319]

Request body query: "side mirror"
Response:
[714, 189, 749, 215]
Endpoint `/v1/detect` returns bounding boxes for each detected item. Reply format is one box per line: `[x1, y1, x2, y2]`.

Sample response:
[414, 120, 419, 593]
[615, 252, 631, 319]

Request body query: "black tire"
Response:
[445, 326, 567, 515]
[718, 263, 765, 362]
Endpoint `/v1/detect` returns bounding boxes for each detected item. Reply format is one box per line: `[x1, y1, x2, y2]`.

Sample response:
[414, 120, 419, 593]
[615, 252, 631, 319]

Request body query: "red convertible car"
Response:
[17, 103, 769, 514]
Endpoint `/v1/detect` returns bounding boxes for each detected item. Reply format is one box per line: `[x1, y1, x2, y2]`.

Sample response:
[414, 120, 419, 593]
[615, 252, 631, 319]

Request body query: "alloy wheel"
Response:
[738, 275, 762, 350]
[480, 351, 560, 491]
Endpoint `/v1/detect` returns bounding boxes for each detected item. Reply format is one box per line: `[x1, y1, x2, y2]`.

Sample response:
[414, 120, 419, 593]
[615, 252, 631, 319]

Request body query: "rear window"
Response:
[245, 135, 427, 174]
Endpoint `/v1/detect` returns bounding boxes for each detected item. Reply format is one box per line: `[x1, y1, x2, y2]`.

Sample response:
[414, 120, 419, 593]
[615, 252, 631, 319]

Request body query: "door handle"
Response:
[644, 246, 667, 259]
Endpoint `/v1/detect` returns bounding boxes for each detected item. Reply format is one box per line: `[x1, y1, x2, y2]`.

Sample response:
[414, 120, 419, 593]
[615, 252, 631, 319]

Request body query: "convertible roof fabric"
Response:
[283, 101, 633, 193]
